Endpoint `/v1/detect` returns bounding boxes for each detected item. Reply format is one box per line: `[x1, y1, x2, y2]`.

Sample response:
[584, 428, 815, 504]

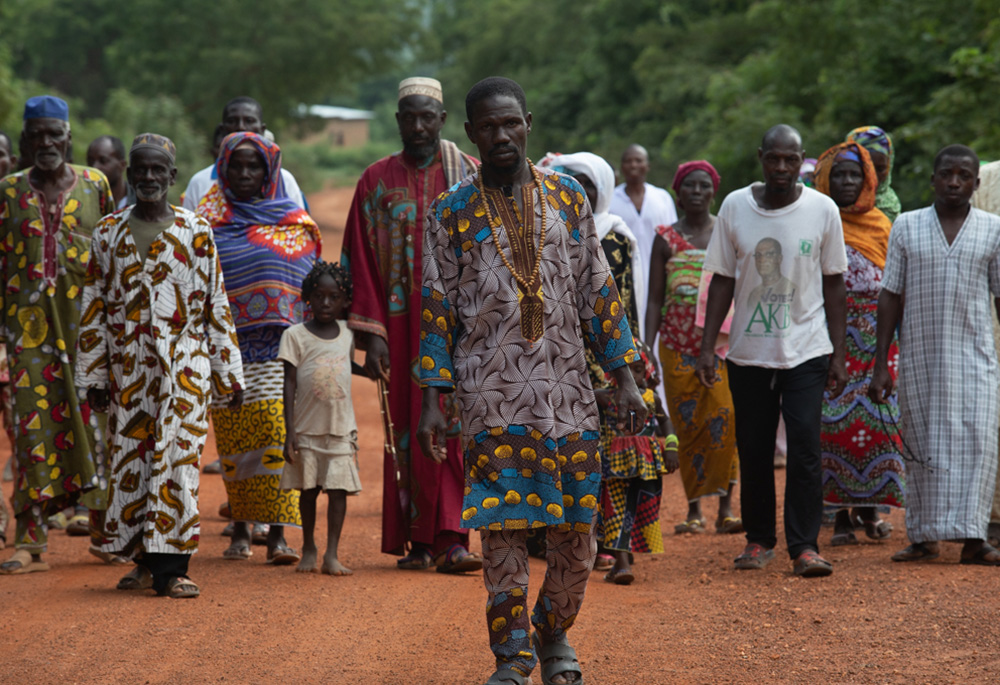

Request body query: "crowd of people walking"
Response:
[2, 73, 1000, 684]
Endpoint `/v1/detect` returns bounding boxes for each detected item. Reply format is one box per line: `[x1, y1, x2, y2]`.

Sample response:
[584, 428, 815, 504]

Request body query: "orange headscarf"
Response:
[815, 142, 892, 270]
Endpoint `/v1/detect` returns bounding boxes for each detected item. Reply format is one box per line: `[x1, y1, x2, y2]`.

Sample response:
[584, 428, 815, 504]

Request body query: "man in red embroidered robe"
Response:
[341, 77, 481, 572]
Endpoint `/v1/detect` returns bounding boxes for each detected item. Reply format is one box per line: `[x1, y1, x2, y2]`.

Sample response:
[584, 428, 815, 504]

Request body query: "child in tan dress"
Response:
[280, 261, 367, 575]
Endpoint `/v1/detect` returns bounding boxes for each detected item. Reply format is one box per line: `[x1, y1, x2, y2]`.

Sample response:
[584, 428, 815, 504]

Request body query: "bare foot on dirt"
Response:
[321, 556, 352, 576]
[296, 546, 319, 573]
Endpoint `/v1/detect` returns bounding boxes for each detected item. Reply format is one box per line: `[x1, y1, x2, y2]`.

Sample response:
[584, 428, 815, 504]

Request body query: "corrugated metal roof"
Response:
[296, 104, 375, 121]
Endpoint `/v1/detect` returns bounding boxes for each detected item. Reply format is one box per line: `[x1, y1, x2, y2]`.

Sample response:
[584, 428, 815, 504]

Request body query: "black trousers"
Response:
[141, 552, 191, 594]
[727, 355, 829, 559]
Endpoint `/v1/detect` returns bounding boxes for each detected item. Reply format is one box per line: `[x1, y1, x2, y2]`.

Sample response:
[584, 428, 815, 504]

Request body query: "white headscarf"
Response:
[538, 151, 647, 340]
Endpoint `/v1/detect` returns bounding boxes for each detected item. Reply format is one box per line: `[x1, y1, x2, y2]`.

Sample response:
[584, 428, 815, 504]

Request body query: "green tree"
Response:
[3, 0, 421, 135]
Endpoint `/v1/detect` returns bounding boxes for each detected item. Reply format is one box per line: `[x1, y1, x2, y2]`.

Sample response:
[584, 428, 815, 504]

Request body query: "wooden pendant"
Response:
[520, 292, 544, 342]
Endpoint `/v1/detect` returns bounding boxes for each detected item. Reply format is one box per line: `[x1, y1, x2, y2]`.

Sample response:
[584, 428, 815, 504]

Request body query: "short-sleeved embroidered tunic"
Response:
[420, 169, 637, 532]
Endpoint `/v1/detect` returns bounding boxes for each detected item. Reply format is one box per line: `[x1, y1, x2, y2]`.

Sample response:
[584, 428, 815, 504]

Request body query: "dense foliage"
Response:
[2, 0, 999, 208]
[428, 0, 1000, 207]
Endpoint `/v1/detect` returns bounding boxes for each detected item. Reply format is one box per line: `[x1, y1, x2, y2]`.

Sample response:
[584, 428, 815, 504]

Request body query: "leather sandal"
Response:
[891, 542, 939, 562]
[266, 544, 301, 566]
[434, 544, 483, 574]
[396, 547, 433, 570]
[162, 576, 200, 599]
[0, 549, 49, 574]
[673, 519, 706, 534]
[117, 566, 153, 590]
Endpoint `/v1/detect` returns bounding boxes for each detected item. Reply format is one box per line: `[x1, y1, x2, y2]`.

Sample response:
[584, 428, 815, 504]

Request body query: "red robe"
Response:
[341, 143, 477, 555]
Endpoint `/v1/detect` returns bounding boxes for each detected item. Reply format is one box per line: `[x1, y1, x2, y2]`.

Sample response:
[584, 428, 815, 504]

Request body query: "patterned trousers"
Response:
[481, 517, 597, 677]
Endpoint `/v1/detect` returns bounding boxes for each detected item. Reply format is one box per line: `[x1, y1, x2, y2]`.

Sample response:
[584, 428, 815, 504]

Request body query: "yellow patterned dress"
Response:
[75, 206, 244, 556]
[657, 225, 738, 503]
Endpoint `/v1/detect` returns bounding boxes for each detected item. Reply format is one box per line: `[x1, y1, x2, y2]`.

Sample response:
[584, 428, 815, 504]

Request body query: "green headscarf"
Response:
[846, 125, 901, 223]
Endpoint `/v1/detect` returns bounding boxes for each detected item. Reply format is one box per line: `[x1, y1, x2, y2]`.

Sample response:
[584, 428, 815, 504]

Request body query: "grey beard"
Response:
[404, 140, 439, 160]
[134, 187, 168, 203]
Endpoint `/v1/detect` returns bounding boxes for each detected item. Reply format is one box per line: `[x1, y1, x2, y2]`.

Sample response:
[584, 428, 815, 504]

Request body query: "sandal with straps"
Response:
[396, 547, 433, 570]
[161, 576, 200, 599]
[484, 668, 533, 685]
[434, 543, 482, 574]
[532, 631, 584, 685]
[117, 565, 153, 590]
[673, 519, 706, 534]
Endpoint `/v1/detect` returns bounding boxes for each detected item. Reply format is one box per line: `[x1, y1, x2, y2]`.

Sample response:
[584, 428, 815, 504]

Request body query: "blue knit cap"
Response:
[23, 95, 69, 122]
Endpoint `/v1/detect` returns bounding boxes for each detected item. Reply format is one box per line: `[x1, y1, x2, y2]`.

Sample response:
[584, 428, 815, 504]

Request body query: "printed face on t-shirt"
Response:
[753, 238, 783, 281]
[746, 237, 796, 335]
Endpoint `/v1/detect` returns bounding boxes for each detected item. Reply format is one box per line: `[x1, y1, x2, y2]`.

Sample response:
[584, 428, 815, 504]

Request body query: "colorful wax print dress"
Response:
[0, 165, 113, 551]
[657, 225, 738, 503]
[198, 132, 320, 527]
[820, 245, 904, 508]
[598, 388, 667, 552]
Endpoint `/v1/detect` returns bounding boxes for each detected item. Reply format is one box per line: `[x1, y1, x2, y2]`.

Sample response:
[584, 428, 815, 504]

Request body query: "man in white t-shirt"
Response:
[180, 96, 305, 212]
[696, 124, 847, 577]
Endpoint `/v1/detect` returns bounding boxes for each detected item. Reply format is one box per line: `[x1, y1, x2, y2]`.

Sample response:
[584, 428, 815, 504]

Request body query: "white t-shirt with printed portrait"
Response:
[704, 183, 847, 369]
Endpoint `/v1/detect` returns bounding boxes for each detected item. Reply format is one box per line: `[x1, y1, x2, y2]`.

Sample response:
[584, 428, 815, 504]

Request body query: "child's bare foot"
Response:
[321, 554, 352, 576]
[296, 546, 319, 573]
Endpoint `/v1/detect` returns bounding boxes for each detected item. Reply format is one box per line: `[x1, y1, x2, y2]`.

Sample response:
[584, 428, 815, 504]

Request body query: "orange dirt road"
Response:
[2, 186, 999, 684]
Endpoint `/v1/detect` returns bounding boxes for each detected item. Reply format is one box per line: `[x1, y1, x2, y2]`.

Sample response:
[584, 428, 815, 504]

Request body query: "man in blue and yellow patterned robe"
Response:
[417, 77, 645, 685]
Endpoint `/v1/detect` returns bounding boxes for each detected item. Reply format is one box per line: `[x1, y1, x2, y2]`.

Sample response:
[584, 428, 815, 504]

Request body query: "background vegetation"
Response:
[2, 0, 999, 208]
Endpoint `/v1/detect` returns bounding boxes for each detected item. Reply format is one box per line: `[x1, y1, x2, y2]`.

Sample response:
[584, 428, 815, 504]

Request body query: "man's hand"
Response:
[87, 387, 110, 412]
[827, 354, 847, 398]
[284, 432, 298, 465]
[362, 334, 391, 383]
[694, 350, 720, 388]
[868, 362, 894, 405]
[416, 388, 448, 464]
[610, 364, 648, 434]
[228, 389, 244, 409]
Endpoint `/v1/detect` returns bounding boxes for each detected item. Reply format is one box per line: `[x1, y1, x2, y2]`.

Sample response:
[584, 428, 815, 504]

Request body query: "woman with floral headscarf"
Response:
[198, 131, 322, 564]
[846, 126, 901, 223]
[814, 142, 904, 547]
[537, 151, 646, 339]
[646, 161, 742, 536]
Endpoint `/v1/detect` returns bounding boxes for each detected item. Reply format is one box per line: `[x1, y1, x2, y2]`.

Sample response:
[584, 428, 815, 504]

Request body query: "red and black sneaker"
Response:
[733, 543, 775, 570]
[793, 549, 833, 577]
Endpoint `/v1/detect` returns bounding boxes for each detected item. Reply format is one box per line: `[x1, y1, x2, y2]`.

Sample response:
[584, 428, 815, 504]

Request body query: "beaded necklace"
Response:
[476, 160, 546, 341]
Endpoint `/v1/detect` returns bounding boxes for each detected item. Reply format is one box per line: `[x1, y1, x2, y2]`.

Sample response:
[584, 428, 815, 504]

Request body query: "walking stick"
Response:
[377, 376, 403, 487]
